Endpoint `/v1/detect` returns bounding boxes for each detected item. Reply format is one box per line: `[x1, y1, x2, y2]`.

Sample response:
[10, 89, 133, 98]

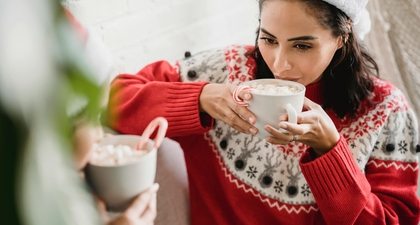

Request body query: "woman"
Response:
[107, 0, 420, 224]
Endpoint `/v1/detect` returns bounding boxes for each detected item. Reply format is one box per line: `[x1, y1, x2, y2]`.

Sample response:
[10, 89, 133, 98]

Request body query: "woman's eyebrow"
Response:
[287, 35, 318, 41]
[260, 28, 276, 38]
[260, 28, 318, 42]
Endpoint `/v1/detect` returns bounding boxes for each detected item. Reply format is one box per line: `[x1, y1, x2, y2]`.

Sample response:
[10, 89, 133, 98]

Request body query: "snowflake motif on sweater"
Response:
[176, 45, 419, 213]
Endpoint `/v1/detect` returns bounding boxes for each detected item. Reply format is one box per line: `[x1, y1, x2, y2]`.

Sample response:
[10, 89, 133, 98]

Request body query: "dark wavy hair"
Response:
[248, 0, 379, 119]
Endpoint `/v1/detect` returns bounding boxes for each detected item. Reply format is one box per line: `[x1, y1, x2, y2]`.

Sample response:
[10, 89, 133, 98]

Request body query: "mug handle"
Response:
[280, 103, 297, 133]
[136, 117, 168, 150]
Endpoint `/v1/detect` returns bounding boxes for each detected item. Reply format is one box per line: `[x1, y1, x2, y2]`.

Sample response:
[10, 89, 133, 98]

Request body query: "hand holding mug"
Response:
[234, 79, 306, 139]
[199, 83, 257, 134]
[104, 183, 159, 225]
[265, 98, 341, 156]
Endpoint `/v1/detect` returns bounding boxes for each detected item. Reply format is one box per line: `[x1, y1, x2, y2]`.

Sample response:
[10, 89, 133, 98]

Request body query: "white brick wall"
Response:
[62, 0, 259, 78]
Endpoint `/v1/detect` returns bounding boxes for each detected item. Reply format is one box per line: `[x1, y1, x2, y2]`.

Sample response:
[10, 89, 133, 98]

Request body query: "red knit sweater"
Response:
[107, 45, 420, 224]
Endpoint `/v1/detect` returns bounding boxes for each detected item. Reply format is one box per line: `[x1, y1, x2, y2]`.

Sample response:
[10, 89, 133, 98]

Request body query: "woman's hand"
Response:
[264, 97, 340, 156]
[199, 83, 257, 134]
[74, 122, 104, 170]
[104, 183, 159, 225]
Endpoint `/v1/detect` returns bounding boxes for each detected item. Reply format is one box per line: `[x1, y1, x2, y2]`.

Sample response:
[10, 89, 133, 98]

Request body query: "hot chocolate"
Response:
[90, 144, 149, 166]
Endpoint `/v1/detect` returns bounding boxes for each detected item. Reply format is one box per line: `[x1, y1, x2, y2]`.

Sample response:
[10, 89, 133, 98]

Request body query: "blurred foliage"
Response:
[52, 2, 106, 154]
[0, 105, 26, 225]
[0, 0, 105, 224]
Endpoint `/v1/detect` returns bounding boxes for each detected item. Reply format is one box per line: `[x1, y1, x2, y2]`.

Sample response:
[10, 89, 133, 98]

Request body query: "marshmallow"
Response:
[249, 83, 300, 95]
[90, 144, 148, 166]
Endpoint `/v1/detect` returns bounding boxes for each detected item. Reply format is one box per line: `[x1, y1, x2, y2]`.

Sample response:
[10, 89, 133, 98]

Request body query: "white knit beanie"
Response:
[322, 0, 369, 24]
[353, 8, 371, 40]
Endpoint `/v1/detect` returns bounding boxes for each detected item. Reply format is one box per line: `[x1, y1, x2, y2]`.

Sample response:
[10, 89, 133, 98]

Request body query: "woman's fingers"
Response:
[271, 98, 340, 154]
[140, 192, 157, 222]
[264, 125, 294, 145]
[221, 85, 257, 134]
[266, 108, 317, 144]
[200, 83, 257, 134]
[108, 183, 159, 225]
[223, 111, 258, 134]
[227, 102, 257, 134]
[230, 86, 256, 124]
[303, 97, 323, 111]
[94, 196, 109, 223]
[237, 86, 252, 102]
[125, 183, 159, 218]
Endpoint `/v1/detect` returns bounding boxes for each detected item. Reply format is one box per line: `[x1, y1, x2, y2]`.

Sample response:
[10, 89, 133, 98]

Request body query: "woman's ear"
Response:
[337, 36, 344, 49]
[337, 34, 347, 50]
[338, 21, 351, 49]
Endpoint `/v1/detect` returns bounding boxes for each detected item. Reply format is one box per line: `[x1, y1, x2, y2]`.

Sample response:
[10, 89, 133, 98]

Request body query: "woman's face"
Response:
[258, 1, 343, 86]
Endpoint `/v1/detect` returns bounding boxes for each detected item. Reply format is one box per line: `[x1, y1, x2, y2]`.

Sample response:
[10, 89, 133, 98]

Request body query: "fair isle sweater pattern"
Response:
[176, 45, 419, 213]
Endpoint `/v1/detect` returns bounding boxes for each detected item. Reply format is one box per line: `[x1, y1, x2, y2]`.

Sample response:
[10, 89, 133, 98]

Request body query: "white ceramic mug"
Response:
[241, 79, 305, 139]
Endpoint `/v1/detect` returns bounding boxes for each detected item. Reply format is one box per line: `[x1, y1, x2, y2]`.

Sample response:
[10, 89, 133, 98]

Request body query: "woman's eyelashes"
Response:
[259, 36, 313, 52]
[294, 43, 312, 52]
[260, 37, 277, 45]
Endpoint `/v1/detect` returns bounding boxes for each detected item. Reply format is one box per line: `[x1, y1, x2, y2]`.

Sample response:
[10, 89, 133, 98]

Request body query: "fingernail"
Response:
[264, 127, 271, 132]
[244, 93, 250, 99]
[279, 123, 287, 129]
[152, 183, 160, 192]
[248, 117, 254, 124]
[249, 128, 257, 135]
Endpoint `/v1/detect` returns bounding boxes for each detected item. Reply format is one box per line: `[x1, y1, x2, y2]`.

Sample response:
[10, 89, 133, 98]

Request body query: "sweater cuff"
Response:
[165, 82, 213, 134]
[299, 135, 368, 200]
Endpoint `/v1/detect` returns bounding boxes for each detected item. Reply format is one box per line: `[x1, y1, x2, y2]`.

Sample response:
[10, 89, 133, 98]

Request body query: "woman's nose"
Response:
[273, 49, 292, 73]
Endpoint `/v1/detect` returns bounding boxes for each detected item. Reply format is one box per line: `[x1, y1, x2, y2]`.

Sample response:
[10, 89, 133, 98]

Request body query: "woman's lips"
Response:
[274, 76, 299, 82]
